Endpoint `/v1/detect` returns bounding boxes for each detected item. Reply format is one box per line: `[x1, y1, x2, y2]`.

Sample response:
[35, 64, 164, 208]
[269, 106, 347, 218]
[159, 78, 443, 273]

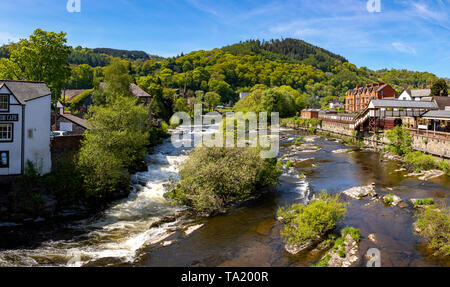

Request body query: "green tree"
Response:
[430, 79, 449, 97]
[175, 97, 189, 113]
[93, 58, 133, 105]
[78, 96, 150, 196]
[204, 92, 221, 111]
[0, 28, 71, 104]
[165, 147, 281, 214]
[277, 191, 347, 245]
[385, 125, 413, 156]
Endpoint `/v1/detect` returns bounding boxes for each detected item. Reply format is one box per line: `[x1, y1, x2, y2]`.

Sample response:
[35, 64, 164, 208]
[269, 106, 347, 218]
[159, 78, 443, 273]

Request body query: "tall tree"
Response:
[92, 58, 133, 105]
[0, 29, 71, 103]
[430, 79, 449, 97]
[204, 92, 221, 111]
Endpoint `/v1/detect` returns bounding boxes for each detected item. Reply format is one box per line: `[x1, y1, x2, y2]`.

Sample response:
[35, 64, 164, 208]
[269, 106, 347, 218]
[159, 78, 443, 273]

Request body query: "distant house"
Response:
[53, 112, 89, 136]
[0, 80, 52, 175]
[433, 96, 450, 111]
[329, 101, 344, 109]
[398, 89, 432, 101]
[345, 82, 398, 113]
[99, 83, 152, 106]
[62, 89, 90, 102]
[239, 92, 249, 100]
[301, 108, 321, 119]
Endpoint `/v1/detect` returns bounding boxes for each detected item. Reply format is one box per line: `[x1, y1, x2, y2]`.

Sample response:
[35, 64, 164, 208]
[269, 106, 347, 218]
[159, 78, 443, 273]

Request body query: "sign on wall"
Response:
[60, 122, 73, 132]
[0, 114, 19, 122]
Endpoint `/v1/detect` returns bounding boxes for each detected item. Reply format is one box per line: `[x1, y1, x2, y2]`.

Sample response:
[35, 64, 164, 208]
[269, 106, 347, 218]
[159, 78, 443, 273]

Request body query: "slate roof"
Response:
[433, 96, 450, 110]
[99, 83, 152, 98]
[370, 99, 437, 109]
[408, 89, 431, 98]
[0, 80, 51, 104]
[62, 89, 90, 102]
[421, 110, 450, 119]
[59, 113, 90, 129]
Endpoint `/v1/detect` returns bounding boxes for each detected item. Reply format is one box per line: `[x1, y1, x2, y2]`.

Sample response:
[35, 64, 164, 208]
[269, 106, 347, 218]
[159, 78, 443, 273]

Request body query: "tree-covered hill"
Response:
[222, 38, 348, 72]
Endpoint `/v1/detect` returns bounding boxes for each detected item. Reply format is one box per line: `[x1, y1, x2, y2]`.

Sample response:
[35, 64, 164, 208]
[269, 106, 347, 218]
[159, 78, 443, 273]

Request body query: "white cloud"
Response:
[392, 42, 417, 55]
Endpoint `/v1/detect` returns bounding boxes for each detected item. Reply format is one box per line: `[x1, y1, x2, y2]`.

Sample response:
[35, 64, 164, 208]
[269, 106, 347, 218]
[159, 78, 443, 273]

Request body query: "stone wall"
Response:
[319, 120, 355, 137]
[50, 135, 84, 171]
[411, 135, 450, 158]
[316, 121, 450, 159]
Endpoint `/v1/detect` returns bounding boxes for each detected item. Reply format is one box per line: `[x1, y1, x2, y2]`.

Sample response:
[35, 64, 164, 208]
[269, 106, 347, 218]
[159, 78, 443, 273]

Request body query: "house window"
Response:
[0, 151, 8, 168]
[0, 95, 8, 111]
[0, 123, 13, 141]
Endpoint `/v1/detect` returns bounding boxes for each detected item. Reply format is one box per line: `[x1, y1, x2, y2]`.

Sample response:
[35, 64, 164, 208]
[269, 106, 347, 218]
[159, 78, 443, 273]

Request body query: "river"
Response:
[0, 124, 449, 267]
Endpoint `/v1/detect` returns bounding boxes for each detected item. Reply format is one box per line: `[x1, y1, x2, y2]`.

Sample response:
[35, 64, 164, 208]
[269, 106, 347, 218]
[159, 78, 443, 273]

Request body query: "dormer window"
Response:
[0, 95, 9, 111]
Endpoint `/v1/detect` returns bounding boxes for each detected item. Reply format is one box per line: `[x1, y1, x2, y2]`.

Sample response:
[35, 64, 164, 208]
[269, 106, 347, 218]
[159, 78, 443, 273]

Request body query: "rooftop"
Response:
[99, 83, 152, 98]
[407, 89, 431, 98]
[59, 113, 90, 129]
[62, 89, 90, 102]
[0, 80, 51, 104]
[369, 99, 437, 109]
[422, 110, 450, 120]
[433, 96, 450, 110]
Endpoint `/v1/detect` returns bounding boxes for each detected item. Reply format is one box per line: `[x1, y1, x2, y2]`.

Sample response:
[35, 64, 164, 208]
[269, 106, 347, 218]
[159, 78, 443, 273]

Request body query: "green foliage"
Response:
[430, 79, 448, 97]
[65, 64, 96, 89]
[78, 96, 150, 197]
[333, 236, 346, 258]
[204, 92, 221, 111]
[165, 147, 281, 214]
[222, 38, 347, 72]
[174, 97, 189, 112]
[0, 29, 71, 103]
[405, 151, 437, 171]
[415, 205, 450, 256]
[314, 254, 331, 267]
[68, 88, 93, 111]
[286, 161, 294, 169]
[277, 191, 347, 245]
[43, 156, 85, 205]
[92, 58, 133, 105]
[384, 194, 394, 205]
[342, 227, 361, 242]
[386, 126, 413, 156]
[414, 198, 435, 208]
[438, 160, 450, 175]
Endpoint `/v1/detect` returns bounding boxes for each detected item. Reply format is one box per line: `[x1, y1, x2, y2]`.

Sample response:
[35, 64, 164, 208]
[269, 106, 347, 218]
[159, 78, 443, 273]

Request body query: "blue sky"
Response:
[0, 0, 449, 77]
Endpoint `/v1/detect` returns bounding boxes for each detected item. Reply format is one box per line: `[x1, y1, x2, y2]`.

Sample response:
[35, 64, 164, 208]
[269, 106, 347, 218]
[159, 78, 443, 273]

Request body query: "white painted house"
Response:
[0, 80, 52, 175]
[398, 89, 432, 101]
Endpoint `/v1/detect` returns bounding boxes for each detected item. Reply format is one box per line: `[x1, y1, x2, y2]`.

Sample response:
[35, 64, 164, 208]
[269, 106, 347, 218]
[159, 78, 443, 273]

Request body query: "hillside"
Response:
[222, 38, 348, 72]
[68, 47, 164, 67]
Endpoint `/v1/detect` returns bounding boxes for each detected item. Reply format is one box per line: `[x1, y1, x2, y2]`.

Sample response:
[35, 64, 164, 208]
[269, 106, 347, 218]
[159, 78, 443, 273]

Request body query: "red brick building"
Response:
[345, 82, 398, 113]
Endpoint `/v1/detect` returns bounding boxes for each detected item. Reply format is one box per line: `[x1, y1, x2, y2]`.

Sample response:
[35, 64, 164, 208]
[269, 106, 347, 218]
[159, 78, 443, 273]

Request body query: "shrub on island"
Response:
[165, 147, 281, 214]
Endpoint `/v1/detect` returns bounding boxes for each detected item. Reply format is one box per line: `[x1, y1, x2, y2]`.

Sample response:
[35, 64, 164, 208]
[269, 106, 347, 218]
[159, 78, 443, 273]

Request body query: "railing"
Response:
[408, 128, 450, 141]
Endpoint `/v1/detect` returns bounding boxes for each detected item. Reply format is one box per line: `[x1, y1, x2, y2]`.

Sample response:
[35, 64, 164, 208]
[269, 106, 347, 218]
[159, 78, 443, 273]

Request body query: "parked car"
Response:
[50, 131, 69, 139]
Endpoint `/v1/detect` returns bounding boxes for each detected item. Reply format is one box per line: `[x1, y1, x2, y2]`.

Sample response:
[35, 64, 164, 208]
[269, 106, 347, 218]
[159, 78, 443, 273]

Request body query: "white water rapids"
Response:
[0, 122, 310, 267]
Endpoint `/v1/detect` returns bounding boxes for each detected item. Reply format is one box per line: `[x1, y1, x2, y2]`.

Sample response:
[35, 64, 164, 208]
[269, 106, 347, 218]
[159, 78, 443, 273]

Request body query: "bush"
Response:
[69, 89, 94, 111]
[405, 151, 437, 171]
[415, 206, 450, 256]
[277, 191, 347, 245]
[342, 227, 361, 242]
[438, 160, 450, 175]
[286, 161, 294, 169]
[386, 126, 412, 156]
[165, 147, 281, 214]
[414, 198, 434, 208]
[384, 194, 394, 205]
